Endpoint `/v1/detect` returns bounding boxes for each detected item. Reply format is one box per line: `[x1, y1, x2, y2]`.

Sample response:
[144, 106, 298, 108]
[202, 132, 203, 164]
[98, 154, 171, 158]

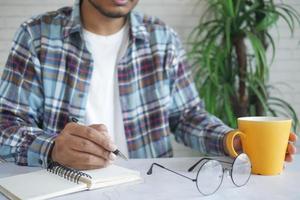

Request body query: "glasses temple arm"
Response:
[214, 159, 232, 164]
[188, 157, 235, 172]
[188, 158, 211, 172]
[147, 163, 195, 182]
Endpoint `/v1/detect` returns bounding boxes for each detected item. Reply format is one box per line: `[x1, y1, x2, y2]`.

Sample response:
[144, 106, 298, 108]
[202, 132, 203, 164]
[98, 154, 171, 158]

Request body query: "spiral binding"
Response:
[47, 162, 92, 183]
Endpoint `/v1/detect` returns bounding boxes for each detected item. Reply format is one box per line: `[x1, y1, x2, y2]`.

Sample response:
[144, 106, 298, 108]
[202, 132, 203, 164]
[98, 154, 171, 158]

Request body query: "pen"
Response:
[70, 117, 128, 161]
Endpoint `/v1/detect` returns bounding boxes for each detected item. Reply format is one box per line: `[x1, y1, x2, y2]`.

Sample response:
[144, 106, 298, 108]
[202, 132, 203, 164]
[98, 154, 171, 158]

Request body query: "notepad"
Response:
[0, 164, 142, 200]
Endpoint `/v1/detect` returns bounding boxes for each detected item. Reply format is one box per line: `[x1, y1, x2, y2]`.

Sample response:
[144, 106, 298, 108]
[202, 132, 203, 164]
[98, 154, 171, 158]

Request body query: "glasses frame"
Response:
[147, 153, 251, 196]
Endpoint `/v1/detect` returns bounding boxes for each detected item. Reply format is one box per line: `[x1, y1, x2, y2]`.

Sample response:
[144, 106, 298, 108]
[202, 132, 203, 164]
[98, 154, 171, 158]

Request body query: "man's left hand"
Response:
[285, 132, 297, 162]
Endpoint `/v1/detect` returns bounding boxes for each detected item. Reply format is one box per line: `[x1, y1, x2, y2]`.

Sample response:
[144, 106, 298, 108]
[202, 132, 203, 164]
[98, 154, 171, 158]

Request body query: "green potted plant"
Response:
[188, 0, 300, 132]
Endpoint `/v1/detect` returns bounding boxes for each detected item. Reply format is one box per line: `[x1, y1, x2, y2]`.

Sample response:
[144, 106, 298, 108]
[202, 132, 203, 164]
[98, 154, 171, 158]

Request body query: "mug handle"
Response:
[226, 130, 245, 158]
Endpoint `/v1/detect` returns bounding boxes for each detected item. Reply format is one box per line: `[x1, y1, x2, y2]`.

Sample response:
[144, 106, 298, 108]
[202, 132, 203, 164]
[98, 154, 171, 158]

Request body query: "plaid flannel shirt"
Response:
[0, 0, 232, 168]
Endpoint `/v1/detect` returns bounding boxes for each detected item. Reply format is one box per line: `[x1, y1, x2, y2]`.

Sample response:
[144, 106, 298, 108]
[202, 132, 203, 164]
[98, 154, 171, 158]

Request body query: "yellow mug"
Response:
[226, 116, 292, 175]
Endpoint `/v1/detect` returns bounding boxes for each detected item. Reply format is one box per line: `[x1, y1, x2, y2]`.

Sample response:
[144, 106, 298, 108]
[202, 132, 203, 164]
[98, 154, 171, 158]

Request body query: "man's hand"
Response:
[51, 122, 117, 170]
[285, 133, 297, 162]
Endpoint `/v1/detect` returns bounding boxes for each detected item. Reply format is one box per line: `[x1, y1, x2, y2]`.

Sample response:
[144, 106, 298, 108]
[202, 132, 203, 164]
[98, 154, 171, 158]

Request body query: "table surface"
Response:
[0, 155, 299, 200]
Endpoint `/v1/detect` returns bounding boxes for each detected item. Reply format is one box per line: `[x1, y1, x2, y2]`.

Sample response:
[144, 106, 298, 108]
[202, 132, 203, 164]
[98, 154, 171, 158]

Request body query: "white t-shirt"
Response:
[83, 23, 129, 157]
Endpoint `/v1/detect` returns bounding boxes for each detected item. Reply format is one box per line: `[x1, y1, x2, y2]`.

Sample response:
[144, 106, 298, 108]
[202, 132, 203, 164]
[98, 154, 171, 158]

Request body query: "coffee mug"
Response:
[226, 116, 292, 175]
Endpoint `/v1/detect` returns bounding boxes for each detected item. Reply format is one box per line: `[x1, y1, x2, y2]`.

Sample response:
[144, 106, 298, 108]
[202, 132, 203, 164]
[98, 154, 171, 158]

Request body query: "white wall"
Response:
[0, 0, 299, 155]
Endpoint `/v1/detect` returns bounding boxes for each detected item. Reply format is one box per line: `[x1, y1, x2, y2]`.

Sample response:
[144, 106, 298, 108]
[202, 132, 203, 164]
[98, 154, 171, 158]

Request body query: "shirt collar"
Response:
[63, 0, 82, 38]
[63, 0, 149, 41]
[129, 11, 149, 41]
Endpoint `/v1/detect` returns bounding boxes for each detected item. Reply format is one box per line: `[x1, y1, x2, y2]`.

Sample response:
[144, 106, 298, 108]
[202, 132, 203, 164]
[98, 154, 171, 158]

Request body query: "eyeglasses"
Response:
[147, 153, 251, 196]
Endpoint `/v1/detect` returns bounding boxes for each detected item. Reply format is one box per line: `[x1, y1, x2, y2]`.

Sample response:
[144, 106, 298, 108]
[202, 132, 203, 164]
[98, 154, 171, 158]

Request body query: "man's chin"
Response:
[87, 0, 132, 19]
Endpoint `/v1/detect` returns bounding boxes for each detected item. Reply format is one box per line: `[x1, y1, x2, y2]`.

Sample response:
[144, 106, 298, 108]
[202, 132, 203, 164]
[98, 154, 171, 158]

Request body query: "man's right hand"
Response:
[51, 122, 117, 170]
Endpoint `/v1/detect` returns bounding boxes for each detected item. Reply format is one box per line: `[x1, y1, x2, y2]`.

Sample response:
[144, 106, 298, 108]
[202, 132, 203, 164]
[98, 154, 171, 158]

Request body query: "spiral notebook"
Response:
[0, 162, 142, 200]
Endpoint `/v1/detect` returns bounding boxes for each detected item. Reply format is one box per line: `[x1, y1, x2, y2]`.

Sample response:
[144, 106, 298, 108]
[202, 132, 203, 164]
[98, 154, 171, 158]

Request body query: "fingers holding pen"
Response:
[68, 135, 116, 161]
[51, 122, 117, 170]
[69, 122, 117, 152]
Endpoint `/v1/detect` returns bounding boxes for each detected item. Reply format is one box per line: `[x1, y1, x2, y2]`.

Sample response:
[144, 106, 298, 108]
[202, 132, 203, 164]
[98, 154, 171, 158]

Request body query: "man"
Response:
[0, 0, 297, 170]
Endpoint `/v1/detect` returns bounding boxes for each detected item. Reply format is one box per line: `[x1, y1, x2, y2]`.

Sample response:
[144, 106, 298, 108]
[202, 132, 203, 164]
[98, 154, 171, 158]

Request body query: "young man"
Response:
[0, 0, 297, 170]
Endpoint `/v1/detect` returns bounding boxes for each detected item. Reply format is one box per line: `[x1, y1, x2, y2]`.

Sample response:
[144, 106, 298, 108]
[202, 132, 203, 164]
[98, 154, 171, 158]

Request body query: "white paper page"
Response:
[0, 170, 86, 200]
[83, 165, 141, 189]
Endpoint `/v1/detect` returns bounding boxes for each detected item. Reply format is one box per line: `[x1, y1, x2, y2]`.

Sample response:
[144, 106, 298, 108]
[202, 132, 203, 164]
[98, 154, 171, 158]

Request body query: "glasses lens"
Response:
[196, 160, 223, 195]
[232, 153, 251, 187]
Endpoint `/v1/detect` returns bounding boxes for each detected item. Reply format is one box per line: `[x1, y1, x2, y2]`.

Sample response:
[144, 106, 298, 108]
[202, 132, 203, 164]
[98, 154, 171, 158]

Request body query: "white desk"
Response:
[0, 156, 299, 200]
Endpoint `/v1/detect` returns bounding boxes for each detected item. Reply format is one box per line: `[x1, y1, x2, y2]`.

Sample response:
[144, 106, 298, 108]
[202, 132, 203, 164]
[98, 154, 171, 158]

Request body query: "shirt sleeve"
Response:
[167, 30, 233, 156]
[0, 24, 55, 168]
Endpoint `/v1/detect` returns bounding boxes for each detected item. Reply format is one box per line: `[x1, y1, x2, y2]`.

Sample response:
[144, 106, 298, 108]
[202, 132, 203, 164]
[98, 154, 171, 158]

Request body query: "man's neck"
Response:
[80, 0, 126, 35]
